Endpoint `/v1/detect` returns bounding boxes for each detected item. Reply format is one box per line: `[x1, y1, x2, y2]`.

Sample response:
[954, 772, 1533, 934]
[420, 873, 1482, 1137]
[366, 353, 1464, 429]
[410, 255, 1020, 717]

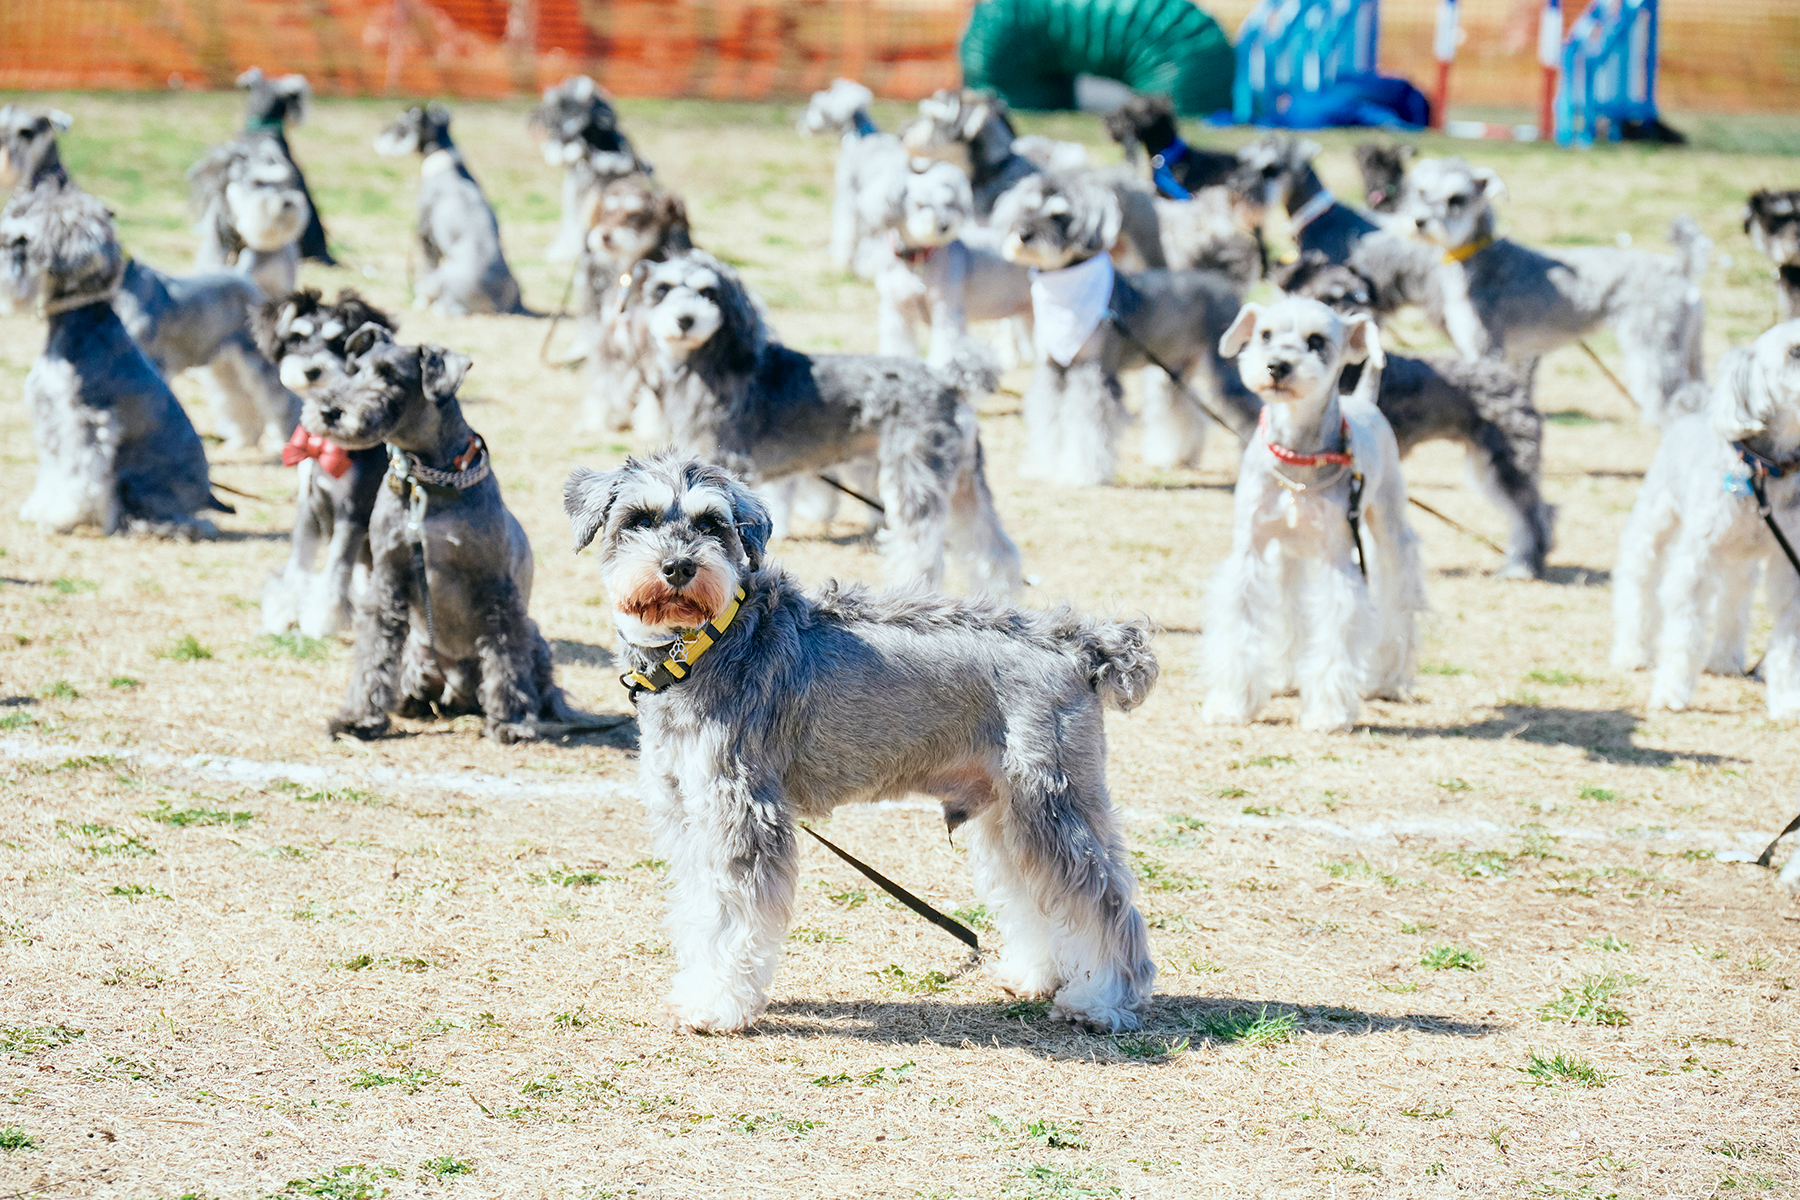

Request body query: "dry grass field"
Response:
[2, 90, 1800, 1199]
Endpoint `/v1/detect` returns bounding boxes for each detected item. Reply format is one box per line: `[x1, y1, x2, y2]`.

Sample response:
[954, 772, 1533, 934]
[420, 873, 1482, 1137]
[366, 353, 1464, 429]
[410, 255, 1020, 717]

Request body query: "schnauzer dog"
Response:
[236, 67, 333, 264]
[797, 78, 910, 277]
[252, 288, 394, 637]
[621, 250, 1023, 595]
[991, 170, 1258, 483]
[188, 135, 312, 297]
[868, 159, 1034, 367]
[309, 325, 575, 742]
[2, 180, 225, 538]
[1278, 252, 1554, 579]
[1611, 320, 1800, 719]
[375, 103, 528, 316]
[1101, 94, 1244, 197]
[563, 452, 1160, 1034]
[1201, 296, 1425, 732]
[528, 75, 653, 262]
[1745, 190, 1800, 321]
[1354, 142, 1417, 213]
[0, 105, 71, 194]
[1398, 157, 1709, 424]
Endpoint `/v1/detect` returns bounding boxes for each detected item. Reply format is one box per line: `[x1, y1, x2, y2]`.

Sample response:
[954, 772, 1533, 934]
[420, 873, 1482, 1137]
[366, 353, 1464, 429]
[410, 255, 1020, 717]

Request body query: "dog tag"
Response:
[1723, 472, 1754, 498]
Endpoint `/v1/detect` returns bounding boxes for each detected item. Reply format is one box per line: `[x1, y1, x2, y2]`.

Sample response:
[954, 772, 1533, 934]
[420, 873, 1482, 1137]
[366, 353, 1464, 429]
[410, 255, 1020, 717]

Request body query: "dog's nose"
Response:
[303, 365, 323, 383]
[676, 314, 694, 333]
[1268, 360, 1292, 382]
[1415, 216, 1429, 231]
[660, 558, 697, 588]
[318, 406, 341, 425]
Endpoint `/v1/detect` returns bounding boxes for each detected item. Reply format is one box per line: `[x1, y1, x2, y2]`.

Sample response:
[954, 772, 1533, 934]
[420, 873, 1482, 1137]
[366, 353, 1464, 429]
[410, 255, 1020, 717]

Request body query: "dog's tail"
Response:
[1049, 610, 1160, 713]
[932, 343, 1002, 399]
[1667, 214, 1711, 281]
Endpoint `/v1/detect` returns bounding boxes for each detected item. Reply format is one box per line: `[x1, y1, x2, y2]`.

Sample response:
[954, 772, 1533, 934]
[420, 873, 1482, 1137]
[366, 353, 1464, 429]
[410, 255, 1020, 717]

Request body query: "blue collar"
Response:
[1150, 137, 1191, 200]
[851, 111, 879, 138]
[1738, 441, 1795, 480]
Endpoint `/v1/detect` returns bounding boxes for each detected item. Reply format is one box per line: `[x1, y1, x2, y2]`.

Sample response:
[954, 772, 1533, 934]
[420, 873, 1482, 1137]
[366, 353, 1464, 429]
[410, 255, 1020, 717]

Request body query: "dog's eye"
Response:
[1260, 330, 1271, 342]
[1306, 334, 1328, 354]
[1262, 165, 1281, 178]
[621, 510, 658, 531]
[650, 285, 671, 302]
[691, 512, 724, 536]
[698, 287, 718, 302]
[1447, 195, 1465, 210]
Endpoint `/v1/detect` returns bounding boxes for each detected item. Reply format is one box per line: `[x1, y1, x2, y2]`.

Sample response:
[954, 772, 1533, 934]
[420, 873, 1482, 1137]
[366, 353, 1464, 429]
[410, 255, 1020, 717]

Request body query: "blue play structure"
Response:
[1231, 0, 1383, 125]
[1554, 0, 1662, 145]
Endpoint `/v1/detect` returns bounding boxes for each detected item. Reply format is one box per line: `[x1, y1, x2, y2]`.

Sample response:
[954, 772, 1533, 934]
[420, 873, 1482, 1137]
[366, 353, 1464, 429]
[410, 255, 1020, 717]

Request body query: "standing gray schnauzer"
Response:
[309, 325, 573, 742]
[375, 103, 527, 316]
[2, 178, 225, 538]
[188, 135, 311, 298]
[563, 452, 1159, 1033]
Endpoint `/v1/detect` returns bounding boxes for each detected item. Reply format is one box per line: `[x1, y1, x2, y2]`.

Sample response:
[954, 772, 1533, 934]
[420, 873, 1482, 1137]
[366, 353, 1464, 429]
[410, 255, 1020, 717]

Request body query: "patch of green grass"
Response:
[157, 634, 213, 662]
[1333, 1155, 1380, 1174]
[1545, 409, 1599, 427]
[1152, 813, 1210, 846]
[1520, 1047, 1613, 1088]
[421, 1156, 471, 1177]
[1400, 1104, 1455, 1120]
[1230, 754, 1297, 769]
[0, 712, 36, 731]
[1578, 784, 1618, 802]
[949, 903, 995, 931]
[1240, 803, 1282, 817]
[0, 1126, 35, 1152]
[999, 1163, 1120, 1199]
[1525, 667, 1595, 686]
[274, 1164, 401, 1199]
[1420, 662, 1469, 676]
[1398, 920, 1437, 934]
[1537, 973, 1643, 1026]
[1319, 857, 1413, 888]
[1430, 848, 1514, 878]
[249, 633, 332, 661]
[1131, 851, 1206, 891]
[532, 866, 616, 886]
[869, 964, 951, 994]
[0, 1024, 83, 1055]
[140, 801, 255, 828]
[551, 1006, 592, 1030]
[819, 881, 868, 909]
[55, 820, 153, 857]
[108, 676, 141, 689]
[1582, 935, 1631, 952]
[786, 926, 844, 943]
[1434, 777, 1474, 792]
[109, 883, 170, 901]
[1113, 1034, 1189, 1059]
[1003, 999, 1051, 1021]
[1497, 690, 1545, 708]
[1191, 1006, 1297, 1048]
[1420, 943, 1486, 971]
[273, 782, 387, 807]
[731, 1112, 821, 1137]
[38, 680, 79, 701]
[861, 1061, 915, 1087]
[348, 1066, 440, 1094]
[1380, 980, 1420, 993]
[49, 576, 98, 595]
[1214, 786, 1249, 799]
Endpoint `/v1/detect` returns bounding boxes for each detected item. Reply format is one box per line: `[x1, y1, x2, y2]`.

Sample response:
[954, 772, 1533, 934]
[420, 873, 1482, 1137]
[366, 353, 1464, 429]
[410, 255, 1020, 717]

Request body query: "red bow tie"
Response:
[281, 425, 352, 479]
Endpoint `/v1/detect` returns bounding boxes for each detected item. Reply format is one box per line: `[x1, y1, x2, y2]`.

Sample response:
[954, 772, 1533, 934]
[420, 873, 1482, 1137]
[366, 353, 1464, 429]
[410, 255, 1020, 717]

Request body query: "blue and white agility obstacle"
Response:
[1231, 0, 1382, 126]
[1554, 0, 1664, 145]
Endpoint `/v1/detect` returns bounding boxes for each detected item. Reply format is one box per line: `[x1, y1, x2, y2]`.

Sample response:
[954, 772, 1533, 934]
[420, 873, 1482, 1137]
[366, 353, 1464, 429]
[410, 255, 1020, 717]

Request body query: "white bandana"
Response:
[1030, 252, 1116, 367]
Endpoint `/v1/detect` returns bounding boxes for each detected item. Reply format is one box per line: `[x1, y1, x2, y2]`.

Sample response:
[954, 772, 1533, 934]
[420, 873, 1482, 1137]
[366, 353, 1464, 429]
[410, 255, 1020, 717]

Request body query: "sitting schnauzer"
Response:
[310, 325, 574, 742]
[375, 103, 528, 316]
[1745, 190, 1800, 321]
[901, 88, 1166, 271]
[1611, 320, 1800, 719]
[797, 78, 910, 277]
[992, 171, 1257, 483]
[1278, 252, 1554, 579]
[236, 67, 333, 264]
[188, 134, 312, 297]
[563, 452, 1159, 1033]
[1398, 157, 1709, 424]
[869, 159, 1034, 367]
[2, 181, 226, 538]
[621, 250, 1023, 595]
[1201, 296, 1425, 732]
[0, 105, 71, 194]
[528, 75, 652, 263]
[1354, 142, 1416, 213]
[1101, 94, 1244, 198]
[252, 288, 394, 637]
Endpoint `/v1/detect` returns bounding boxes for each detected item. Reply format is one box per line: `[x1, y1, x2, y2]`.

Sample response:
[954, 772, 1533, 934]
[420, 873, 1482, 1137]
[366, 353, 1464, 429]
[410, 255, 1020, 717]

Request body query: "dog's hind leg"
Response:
[1465, 423, 1551, 580]
[650, 768, 797, 1034]
[944, 425, 1023, 597]
[1704, 557, 1762, 676]
[1297, 557, 1372, 732]
[474, 584, 550, 743]
[1361, 496, 1423, 701]
[1138, 366, 1208, 470]
[328, 552, 412, 740]
[965, 800, 1059, 1002]
[1610, 493, 1677, 672]
[875, 428, 952, 588]
[195, 358, 266, 451]
[1764, 559, 1800, 720]
[1019, 364, 1064, 481]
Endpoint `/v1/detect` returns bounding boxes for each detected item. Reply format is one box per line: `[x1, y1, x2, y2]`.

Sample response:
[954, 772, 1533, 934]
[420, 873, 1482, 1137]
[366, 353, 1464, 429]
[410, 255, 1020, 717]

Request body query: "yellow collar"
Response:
[621, 587, 747, 700]
[1443, 233, 1494, 265]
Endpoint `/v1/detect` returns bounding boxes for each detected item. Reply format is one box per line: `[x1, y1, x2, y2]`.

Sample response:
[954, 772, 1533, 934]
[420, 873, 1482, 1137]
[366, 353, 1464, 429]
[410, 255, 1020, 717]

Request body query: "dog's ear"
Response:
[1342, 313, 1385, 371]
[564, 464, 625, 553]
[236, 67, 265, 89]
[343, 321, 392, 359]
[1471, 166, 1507, 200]
[1294, 137, 1323, 166]
[1220, 303, 1264, 359]
[420, 346, 471, 404]
[1709, 346, 1769, 442]
[658, 191, 689, 230]
[47, 110, 72, 134]
[723, 475, 774, 573]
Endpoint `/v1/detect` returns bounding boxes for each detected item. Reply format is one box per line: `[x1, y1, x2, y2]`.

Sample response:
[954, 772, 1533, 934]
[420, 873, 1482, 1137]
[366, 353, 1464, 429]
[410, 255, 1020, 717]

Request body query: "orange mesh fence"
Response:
[0, 0, 1794, 113]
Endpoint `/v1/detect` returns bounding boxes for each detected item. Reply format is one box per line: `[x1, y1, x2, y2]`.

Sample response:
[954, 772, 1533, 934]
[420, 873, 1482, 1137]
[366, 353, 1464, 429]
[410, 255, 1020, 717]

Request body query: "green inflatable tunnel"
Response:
[961, 0, 1235, 117]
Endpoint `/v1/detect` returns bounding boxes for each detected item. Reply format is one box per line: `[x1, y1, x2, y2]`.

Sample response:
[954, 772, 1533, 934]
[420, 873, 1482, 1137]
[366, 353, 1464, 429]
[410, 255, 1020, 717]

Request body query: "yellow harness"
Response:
[1442, 233, 1495, 265]
[621, 587, 747, 701]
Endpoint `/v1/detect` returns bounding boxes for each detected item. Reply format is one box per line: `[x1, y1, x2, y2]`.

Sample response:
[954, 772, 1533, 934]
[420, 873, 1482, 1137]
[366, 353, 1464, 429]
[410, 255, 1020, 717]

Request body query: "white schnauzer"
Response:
[1201, 296, 1425, 732]
[1398, 157, 1709, 425]
[563, 452, 1159, 1034]
[1745, 189, 1800, 322]
[797, 78, 910, 277]
[528, 75, 652, 263]
[620, 250, 1023, 595]
[188, 135, 311, 298]
[1611, 320, 1800, 719]
[235, 67, 333, 264]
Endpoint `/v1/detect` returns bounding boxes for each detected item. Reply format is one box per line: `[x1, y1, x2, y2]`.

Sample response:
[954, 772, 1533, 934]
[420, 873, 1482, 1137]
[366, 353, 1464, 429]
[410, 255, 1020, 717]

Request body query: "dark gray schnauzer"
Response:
[1353, 142, 1417, 213]
[252, 288, 393, 636]
[621, 250, 1023, 595]
[2, 180, 225, 538]
[1745, 189, 1800, 321]
[1276, 251, 1554, 579]
[528, 75, 653, 262]
[187, 134, 312, 297]
[308, 325, 573, 742]
[563, 451, 1159, 1034]
[236, 67, 333, 264]
[374, 102, 527, 316]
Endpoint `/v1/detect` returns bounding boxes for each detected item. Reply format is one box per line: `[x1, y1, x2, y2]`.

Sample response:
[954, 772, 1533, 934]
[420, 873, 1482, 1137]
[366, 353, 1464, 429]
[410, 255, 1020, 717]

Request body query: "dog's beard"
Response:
[610, 554, 734, 644]
[231, 190, 307, 251]
[904, 208, 958, 248]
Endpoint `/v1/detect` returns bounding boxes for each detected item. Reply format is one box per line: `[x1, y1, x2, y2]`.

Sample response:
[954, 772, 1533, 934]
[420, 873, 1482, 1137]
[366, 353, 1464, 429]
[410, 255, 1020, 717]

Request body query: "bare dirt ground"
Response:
[2, 91, 1799, 1200]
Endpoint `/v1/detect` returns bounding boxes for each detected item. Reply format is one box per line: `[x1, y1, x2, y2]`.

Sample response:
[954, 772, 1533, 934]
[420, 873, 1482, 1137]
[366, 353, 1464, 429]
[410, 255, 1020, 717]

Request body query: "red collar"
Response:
[1259, 409, 1353, 467]
[281, 425, 352, 479]
[890, 229, 938, 265]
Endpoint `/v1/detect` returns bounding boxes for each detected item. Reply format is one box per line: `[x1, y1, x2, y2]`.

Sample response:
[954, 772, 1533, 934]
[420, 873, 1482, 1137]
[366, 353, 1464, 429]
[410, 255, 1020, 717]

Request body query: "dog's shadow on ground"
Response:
[758, 994, 1499, 1063]
[1368, 704, 1741, 767]
[551, 639, 614, 668]
[1433, 565, 1611, 587]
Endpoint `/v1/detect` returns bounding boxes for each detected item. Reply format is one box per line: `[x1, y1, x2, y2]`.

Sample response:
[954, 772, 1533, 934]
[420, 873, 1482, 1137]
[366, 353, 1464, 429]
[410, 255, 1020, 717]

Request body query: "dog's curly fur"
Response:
[564, 451, 1159, 1034]
[187, 134, 311, 297]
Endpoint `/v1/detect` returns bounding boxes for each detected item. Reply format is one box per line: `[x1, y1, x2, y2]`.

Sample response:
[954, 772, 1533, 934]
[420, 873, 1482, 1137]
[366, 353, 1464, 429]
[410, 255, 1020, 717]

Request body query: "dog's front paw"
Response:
[1049, 1000, 1143, 1033]
[664, 996, 759, 1036]
[486, 718, 543, 744]
[328, 712, 391, 741]
[1199, 699, 1252, 726]
[1298, 706, 1357, 733]
[1490, 559, 1538, 582]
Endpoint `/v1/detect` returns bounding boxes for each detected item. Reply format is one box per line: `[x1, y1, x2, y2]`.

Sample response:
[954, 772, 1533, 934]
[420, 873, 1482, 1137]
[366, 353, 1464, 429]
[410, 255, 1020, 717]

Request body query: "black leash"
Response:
[1738, 444, 1800, 580]
[1347, 471, 1367, 581]
[1104, 309, 1245, 439]
[387, 439, 491, 697]
[814, 472, 885, 515]
[1755, 810, 1800, 869]
[800, 824, 981, 954]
